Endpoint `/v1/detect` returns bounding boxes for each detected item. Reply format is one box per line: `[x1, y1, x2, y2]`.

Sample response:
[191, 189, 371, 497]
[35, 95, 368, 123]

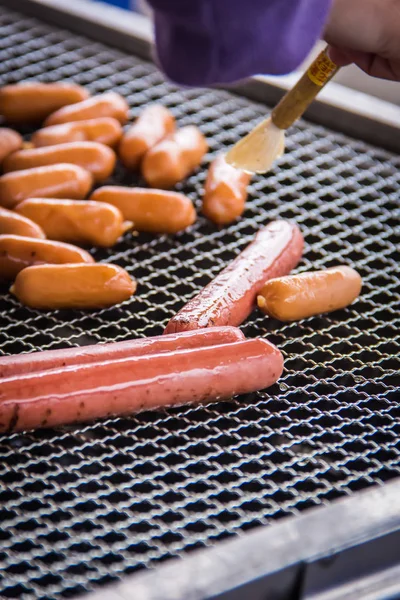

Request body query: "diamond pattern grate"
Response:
[0, 6, 399, 600]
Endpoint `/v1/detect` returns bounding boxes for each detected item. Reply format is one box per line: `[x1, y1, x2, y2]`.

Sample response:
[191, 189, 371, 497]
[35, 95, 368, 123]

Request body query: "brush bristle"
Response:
[226, 118, 285, 174]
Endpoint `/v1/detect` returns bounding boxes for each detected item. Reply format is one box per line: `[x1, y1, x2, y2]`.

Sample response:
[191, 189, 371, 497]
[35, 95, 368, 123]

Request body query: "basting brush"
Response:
[226, 46, 339, 174]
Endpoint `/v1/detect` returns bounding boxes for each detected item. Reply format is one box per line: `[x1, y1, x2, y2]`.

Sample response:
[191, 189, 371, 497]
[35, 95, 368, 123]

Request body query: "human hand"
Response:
[324, 0, 400, 81]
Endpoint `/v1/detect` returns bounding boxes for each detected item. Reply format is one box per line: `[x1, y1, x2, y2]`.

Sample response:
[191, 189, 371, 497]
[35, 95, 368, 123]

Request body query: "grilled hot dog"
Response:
[0, 338, 283, 432]
[0, 82, 89, 124]
[0, 234, 93, 279]
[44, 92, 129, 127]
[0, 327, 245, 379]
[4, 142, 116, 183]
[119, 104, 175, 170]
[91, 186, 196, 234]
[257, 266, 362, 321]
[142, 126, 208, 188]
[10, 263, 136, 310]
[32, 117, 123, 148]
[164, 220, 304, 333]
[0, 164, 93, 208]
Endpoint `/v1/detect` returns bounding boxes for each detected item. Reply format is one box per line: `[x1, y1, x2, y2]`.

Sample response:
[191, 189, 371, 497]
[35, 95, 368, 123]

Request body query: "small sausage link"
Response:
[4, 142, 116, 183]
[0, 234, 94, 280]
[0, 207, 45, 239]
[142, 126, 208, 188]
[0, 128, 23, 165]
[0, 82, 89, 124]
[257, 266, 363, 321]
[0, 164, 93, 208]
[44, 92, 129, 127]
[90, 186, 196, 234]
[202, 155, 251, 225]
[10, 263, 136, 310]
[16, 199, 133, 247]
[118, 105, 175, 170]
[32, 117, 123, 148]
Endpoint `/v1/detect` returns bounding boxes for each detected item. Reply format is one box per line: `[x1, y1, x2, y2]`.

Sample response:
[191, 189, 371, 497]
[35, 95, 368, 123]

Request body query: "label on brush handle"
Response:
[307, 52, 337, 86]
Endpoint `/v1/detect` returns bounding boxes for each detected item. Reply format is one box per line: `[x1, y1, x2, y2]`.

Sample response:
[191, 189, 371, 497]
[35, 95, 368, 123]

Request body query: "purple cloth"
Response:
[146, 0, 332, 86]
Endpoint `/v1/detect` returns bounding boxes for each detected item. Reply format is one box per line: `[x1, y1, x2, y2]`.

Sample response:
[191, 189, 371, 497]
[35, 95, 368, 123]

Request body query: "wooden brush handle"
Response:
[271, 47, 339, 130]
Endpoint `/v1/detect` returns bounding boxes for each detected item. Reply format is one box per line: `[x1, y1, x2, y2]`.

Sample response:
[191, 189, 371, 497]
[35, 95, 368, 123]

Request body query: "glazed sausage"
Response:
[0, 234, 93, 280]
[0, 327, 245, 379]
[44, 92, 129, 127]
[16, 199, 133, 247]
[0, 82, 89, 124]
[0, 128, 23, 164]
[4, 142, 116, 183]
[164, 220, 304, 333]
[32, 117, 123, 148]
[10, 263, 136, 310]
[142, 126, 208, 188]
[118, 105, 175, 170]
[91, 186, 196, 234]
[202, 155, 252, 225]
[0, 207, 45, 239]
[0, 338, 283, 432]
[257, 266, 362, 321]
[0, 164, 93, 208]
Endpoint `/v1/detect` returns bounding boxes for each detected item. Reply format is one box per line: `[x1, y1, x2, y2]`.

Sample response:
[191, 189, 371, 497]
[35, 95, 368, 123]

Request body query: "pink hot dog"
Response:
[0, 338, 283, 433]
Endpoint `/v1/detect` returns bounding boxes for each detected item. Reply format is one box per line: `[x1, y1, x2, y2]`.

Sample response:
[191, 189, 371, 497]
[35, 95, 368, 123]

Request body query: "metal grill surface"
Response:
[0, 7, 399, 600]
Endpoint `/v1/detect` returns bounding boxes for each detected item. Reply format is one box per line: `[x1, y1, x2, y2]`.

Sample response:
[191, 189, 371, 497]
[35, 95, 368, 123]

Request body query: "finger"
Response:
[353, 52, 400, 81]
[327, 46, 353, 67]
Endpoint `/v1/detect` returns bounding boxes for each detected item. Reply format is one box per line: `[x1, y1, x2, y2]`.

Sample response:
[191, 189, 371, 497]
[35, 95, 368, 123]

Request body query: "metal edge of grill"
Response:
[0, 2, 399, 600]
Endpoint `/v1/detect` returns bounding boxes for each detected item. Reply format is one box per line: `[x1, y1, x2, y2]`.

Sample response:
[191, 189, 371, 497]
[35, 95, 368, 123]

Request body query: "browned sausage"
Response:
[202, 155, 252, 225]
[0, 82, 89, 124]
[4, 142, 116, 183]
[10, 263, 136, 310]
[142, 126, 208, 188]
[257, 266, 363, 321]
[0, 207, 45, 239]
[118, 105, 175, 170]
[44, 92, 129, 127]
[31, 117, 123, 148]
[90, 186, 196, 234]
[0, 234, 94, 280]
[164, 220, 304, 333]
[0, 338, 283, 432]
[0, 164, 93, 208]
[16, 199, 133, 247]
[0, 128, 23, 164]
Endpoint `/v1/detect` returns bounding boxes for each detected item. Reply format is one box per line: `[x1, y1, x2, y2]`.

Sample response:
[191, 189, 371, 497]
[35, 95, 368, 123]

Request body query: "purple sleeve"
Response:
[146, 0, 332, 86]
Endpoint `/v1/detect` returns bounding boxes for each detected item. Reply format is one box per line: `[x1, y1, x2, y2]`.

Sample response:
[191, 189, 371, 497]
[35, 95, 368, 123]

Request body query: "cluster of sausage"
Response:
[0, 82, 249, 310]
[0, 82, 363, 433]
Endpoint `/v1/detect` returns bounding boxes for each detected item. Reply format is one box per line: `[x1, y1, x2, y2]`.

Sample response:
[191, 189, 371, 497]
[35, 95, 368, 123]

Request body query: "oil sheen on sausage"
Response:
[0, 338, 283, 432]
[0, 164, 93, 208]
[0, 327, 245, 379]
[0, 234, 94, 279]
[119, 104, 175, 170]
[16, 198, 132, 247]
[257, 266, 363, 321]
[202, 155, 252, 225]
[11, 263, 136, 309]
[164, 220, 304, 333]
[0, 82, 89, 124]
[91, 186, 196, 234]
[0, 207, 45, 239]
[4, 142, 116, 183]
[44, 92, 129, 127]
[142, 126, 208, 188]
[32, 118, 123, 148]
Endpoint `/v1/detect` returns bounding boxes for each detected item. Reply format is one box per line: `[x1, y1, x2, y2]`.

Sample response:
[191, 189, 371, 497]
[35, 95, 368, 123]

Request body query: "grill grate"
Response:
[0, 6, 400, 600]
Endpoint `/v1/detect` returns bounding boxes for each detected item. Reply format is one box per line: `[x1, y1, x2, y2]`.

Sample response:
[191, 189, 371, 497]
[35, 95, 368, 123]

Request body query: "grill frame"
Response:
[0, 2, 399, 599]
